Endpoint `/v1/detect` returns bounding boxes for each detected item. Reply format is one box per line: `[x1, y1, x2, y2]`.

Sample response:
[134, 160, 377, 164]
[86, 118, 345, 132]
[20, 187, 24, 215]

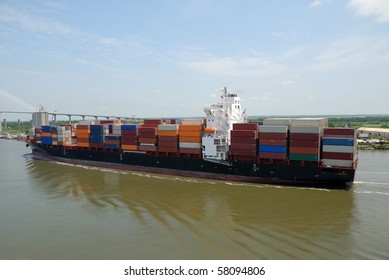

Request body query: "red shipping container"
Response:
[230, 143, 257, 150]
[121, 139, 138, 145]
[139, 127, 157, 133]
[121, 135, 138, 140]
[228, 149, 257, 156]
[289, 140, 319, 148]
[231, 130, 257, 138]
[259, 139, 287, 146]
[121, 130, 138, 136]
[179, 148, 202, 154]
[144, 119, 163, 125]
[322, 152, 354, 160]
[323, 128, 355, 137]
[231, 136, 257, 144]
[158, 136, 178, 142]
[233, 123, 259, 131]
[139, 145, 157, 152]
[158, 147, 178, 153]
[259, 132, 288, 140]
[258, 152, 287, 160]
[139, 132, 156, 138]
[289, 147, 319, 155]
[158, 142, 178, 148]
[290, 133, 320, 141]
[139, 137, 157, 143]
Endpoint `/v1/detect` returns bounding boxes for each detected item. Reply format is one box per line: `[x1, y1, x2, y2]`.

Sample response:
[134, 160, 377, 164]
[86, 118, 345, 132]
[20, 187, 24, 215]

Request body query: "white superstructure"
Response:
[202, 87, 246, 161]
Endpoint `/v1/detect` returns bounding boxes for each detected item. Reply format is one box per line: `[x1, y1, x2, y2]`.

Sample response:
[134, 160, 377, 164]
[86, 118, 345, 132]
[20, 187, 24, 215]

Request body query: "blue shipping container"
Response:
[90, 125, 104, 131]
[322, 138, 354, 146]
[89, 138, 104, 144]
[42, 125, 56, 133]
[121, 125, 138, 131]
[259, 145, 287, 153]
[105, 144, 120, 149]
[105, 135, 121, 140]
[41, 136, 53, 145]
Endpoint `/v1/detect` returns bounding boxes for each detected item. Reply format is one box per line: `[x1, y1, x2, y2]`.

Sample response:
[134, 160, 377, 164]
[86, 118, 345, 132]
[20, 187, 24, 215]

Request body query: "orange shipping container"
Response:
[289, 147, 319, 155]
[76, 137, 89, 143]
[179, 124, 202, 131]
[105, 140, 120, 145]
[76, 142, 90, 148]
[179, 136, 202, 142]
[121, 144, 138, 151]
[76, 132, 90, 139]
[158, 130, 178, 137]
[76, 129, 90, 134]
[139, 137, 157, 144]
[179, 130, 202, 137]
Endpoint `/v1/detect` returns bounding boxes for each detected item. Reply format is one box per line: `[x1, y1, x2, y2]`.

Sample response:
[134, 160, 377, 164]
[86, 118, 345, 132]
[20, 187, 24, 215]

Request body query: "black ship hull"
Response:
[29, 143, 355, 189]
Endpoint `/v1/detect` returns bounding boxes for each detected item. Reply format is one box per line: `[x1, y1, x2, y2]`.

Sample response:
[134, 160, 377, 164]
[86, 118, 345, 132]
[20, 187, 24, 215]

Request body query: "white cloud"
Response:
[0, 3, 73, 34]
[177, 50, 287, 78]
[348, 0, 389, 22]
[310, 0, 322, 8]
[282, 80, 296, 85]
[308, 36, 389, 71]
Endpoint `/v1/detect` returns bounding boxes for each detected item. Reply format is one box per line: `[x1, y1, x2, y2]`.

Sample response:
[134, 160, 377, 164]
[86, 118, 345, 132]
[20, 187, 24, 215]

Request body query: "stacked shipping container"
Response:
[41, 125, 55, 145]
[258, 125, 288, 160]
[34, 128, 42, 144]
[75, 124, 90, 148]
[179, 124, 203, 155]
[322, 128, 357, 168]
[89, 125, 107, 149]
[158, 124, 179, 153]
[121, 125, 139, 151]
[105, 135, 121, 150]
[289, 119, 326, 162]
[138, 127, 157, 152]
[57, 126, 72, 146]
[229, 123, 258, 161]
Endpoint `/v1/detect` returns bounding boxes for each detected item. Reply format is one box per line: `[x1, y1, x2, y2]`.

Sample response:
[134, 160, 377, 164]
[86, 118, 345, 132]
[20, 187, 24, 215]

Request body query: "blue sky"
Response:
[1, 0, 389, 120]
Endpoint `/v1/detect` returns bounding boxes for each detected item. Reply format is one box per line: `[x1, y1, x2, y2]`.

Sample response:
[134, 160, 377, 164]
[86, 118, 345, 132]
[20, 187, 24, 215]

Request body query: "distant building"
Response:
[357, 127, 389, 138]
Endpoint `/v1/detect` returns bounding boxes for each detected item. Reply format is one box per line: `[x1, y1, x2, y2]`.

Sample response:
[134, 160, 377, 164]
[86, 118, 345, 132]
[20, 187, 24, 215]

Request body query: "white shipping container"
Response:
[259, 125, 288, 133]
[322, 159, 354, 168]
[139, 143, 156, 146]
[322, 145, 356, 154]
[52, 141, 58, 145]
[181, 118, 203, 125]
[158, 124, 179, 131]
[291, 118, 328, 127]
[263, 118, 293, 126]
[179, 142, 202, 149]
[290, 126, 323, 134]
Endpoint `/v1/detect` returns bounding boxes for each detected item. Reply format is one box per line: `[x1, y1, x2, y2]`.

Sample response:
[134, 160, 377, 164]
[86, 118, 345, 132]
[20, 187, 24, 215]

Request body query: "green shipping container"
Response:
[289, 153, 319, 162]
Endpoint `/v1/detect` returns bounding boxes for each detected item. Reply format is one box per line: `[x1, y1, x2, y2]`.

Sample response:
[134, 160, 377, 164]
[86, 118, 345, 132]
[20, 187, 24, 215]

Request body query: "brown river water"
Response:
[0, 140, 388, 259]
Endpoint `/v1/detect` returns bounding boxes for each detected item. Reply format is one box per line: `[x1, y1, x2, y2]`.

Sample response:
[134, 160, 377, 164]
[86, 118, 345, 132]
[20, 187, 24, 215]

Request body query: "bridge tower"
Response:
[32, 105, 48, 129]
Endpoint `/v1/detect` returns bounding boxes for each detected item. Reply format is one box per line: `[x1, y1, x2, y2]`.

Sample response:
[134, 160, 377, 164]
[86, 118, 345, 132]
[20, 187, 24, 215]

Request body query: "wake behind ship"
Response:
[27, 88, 358, 189]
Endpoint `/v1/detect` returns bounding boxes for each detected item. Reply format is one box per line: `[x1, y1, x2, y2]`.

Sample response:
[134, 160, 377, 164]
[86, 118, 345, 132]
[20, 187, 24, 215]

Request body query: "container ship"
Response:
[27, 88, 358, 189]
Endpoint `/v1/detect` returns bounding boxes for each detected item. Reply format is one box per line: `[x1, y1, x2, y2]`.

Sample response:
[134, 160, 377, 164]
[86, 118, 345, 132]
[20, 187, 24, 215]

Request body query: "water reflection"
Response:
[25, 156, 356, 259]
